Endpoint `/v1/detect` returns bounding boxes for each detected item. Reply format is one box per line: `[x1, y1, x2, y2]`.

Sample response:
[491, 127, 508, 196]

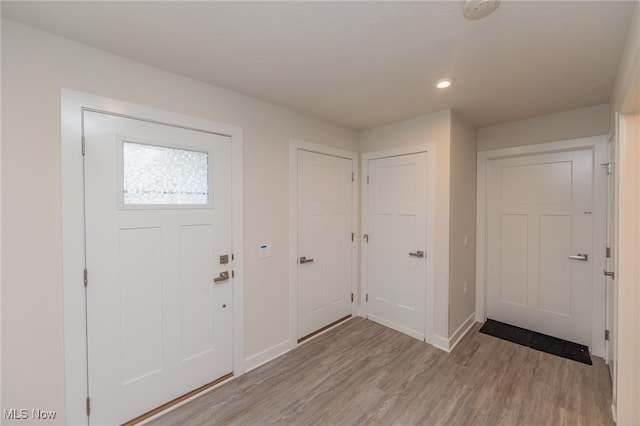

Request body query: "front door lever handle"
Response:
[213, 271, 229, 283]
[409, 251, 424, 258]
[299, 256, 314, 264]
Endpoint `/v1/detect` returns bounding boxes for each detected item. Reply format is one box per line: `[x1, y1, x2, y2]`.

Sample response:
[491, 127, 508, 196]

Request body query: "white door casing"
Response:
[605, 132, 617, 391]
[486, 149, 593, 346]
[61, 90, 244, 425]
[361, 144, 435, 344]
[297, 150, 353, 339]
[84, 112, 233, 424]
[476, 136, 607, 357]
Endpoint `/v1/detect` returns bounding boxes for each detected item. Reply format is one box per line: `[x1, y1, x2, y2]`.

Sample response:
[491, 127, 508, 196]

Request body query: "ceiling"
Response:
[1, 1, 636, 130]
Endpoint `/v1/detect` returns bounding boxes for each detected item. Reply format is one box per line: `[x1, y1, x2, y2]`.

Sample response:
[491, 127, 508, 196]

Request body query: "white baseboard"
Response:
[430, 313, 476, 353]
[243, 339, 293, 372]
[431, 334, 450, 352]
[448, 313, 476, 352]
[611, 402, 616, 423]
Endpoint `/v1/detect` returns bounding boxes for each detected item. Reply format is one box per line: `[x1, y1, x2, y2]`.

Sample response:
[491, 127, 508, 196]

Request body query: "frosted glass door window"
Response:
[122, 142, 209, 205]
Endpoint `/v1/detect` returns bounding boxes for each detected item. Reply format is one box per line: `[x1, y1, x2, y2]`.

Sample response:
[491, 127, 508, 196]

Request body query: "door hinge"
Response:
[81, 136, 86, 156]
[352, 172, 355, 182]
[351, 293, 354, 303]
[232, 254, 234, 261]
[605, 330, 610, 341]
[363, 234, 369, 243]
[351, 232, 354, 242]
[232, 270, 235, 278]
[83, 268, 88, 288]
[86, 396, 91, 416]
[606, 247, 612, 258]
[366, 294, 369, 302]
[367, 175, 370, 184]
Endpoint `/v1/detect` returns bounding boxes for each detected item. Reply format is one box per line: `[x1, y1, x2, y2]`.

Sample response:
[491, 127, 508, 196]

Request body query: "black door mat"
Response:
[479, 319, 592, 365]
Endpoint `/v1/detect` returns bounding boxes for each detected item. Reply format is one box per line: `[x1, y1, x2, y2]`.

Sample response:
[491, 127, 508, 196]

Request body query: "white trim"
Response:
[448, 313, 476, 352]
[61, 89, 245, 425]
[475, 136, 608, 357]
[431, 335, 450, 352]
[615, 113, 640, 426]
[360, 143, 436, 345]
[288, 139, 358, 345]
[243, 339, 293, 373]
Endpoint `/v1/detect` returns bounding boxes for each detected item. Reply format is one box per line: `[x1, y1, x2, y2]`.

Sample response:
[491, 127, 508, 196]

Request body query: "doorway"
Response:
[476, 136, 607, 356]
[361, 144, 436, 343]
[289, 139, 357, 344]
[83, 111, 233, 424]
[61, 90, 245, 425]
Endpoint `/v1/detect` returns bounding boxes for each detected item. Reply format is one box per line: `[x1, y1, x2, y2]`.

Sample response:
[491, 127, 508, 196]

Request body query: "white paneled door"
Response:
[297, 150, 353, 340]
[366, 153, 428, 340]
[487, 149, 593, 346]
[84, 111, 233, 425]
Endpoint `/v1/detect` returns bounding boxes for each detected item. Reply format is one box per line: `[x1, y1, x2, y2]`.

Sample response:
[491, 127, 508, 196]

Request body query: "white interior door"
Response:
[366, 152, 427, 340]
[297, 150, 353, 339]
[84, 111, 233, 425]
[487, 149, 593, 346]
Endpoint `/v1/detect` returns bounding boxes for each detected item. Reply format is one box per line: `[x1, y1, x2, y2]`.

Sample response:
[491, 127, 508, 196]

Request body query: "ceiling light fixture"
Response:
[436, 78, 453, 89]
[463, 0, 500, 20]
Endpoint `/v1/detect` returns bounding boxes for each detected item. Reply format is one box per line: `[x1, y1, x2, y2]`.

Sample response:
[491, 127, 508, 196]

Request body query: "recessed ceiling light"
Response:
[436, 78, 453, 89]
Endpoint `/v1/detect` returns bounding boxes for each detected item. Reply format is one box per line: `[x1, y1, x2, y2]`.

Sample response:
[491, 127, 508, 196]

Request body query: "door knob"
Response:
[568, 254, 588, 261]
[299, 256, 314, 264]
[409, 251, 424, 258]
[213, 271, 229, 283]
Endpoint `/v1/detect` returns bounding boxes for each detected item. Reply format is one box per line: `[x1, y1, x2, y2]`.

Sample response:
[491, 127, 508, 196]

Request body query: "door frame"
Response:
[61, 89, 245, 425]
[360, 144, 436, 345]
[614, 112, 640, 425]
[476, 135, 607, 357]
[288, 139, 358, 348]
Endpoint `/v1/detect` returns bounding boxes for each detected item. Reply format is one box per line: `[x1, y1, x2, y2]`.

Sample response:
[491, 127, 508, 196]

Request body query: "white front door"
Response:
[366, 152, 428, 340]
[297, 150, 353, 339]
[84, 111, 233, 425]
[487, 148, 593, 346]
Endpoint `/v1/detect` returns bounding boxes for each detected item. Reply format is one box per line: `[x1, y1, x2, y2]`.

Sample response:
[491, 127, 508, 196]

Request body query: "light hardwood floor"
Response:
[148, 318, 613, 425]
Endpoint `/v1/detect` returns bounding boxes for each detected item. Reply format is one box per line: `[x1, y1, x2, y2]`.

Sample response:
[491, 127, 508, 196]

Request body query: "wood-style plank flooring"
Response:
[148, 318, 613, 425]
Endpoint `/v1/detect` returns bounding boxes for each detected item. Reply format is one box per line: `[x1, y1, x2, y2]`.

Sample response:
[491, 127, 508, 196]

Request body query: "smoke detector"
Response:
[463, 0, 500, 20]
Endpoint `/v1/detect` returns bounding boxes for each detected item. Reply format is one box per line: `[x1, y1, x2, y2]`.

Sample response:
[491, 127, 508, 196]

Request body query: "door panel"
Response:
[366, 153, 427, 340]
[487, 149, 593, 346]
[84, 111, 232, 425]
[297, 150, 352, 339]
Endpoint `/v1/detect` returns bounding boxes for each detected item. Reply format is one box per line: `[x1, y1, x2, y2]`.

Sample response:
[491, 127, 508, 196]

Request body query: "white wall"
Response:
[448, 111, 477, 336]
[1, 19, 357, 423]
[477, 104, 610, 151]
[358, 110, 451, 341]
